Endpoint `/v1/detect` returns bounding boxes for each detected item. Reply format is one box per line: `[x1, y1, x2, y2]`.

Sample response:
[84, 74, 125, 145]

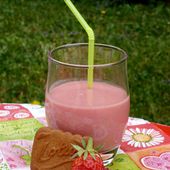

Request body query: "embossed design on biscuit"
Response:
[31, 127, 82, 170]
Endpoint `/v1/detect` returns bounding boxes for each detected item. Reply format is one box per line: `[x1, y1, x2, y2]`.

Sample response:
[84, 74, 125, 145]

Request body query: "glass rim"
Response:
[48, 43, 128, 68]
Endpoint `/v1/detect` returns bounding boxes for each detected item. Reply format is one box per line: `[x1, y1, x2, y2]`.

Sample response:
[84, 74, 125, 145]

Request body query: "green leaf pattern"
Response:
[107, 154, 140, 170]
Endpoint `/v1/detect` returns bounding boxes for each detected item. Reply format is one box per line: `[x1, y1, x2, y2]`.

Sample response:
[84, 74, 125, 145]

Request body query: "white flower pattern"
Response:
[123, 128, 164, 148]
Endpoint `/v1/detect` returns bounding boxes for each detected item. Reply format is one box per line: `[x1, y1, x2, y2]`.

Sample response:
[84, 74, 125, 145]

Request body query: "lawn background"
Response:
[0, 0, 170, 125]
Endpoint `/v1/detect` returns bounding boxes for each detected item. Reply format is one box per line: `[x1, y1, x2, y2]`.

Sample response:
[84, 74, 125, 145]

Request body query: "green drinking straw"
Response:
[64, 0, 95, 88]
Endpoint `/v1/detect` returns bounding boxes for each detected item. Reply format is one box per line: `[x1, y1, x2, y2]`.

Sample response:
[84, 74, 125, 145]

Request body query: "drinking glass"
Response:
[45, 43, 130, 164]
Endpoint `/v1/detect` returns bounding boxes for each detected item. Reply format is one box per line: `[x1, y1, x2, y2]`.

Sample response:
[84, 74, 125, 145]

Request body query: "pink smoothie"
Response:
[45, 81, 130, 152]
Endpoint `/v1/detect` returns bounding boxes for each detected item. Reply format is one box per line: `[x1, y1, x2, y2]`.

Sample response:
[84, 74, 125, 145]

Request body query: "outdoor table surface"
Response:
[0, 103, 170, 170]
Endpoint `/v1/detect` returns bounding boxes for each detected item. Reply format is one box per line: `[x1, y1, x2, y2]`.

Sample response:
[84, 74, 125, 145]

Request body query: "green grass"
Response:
[0, 0, 170, 125]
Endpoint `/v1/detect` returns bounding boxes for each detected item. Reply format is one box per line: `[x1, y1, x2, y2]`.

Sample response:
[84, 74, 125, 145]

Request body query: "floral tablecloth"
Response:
[0, 103, 170, 170]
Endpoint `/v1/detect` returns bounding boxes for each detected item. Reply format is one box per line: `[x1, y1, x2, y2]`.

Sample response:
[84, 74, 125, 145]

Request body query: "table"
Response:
[0, 103, 170, 170]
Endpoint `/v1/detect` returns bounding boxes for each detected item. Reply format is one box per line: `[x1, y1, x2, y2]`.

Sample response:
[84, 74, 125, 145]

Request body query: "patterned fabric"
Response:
[109, 118, 170, 170]
[0, 104, 169, 170]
